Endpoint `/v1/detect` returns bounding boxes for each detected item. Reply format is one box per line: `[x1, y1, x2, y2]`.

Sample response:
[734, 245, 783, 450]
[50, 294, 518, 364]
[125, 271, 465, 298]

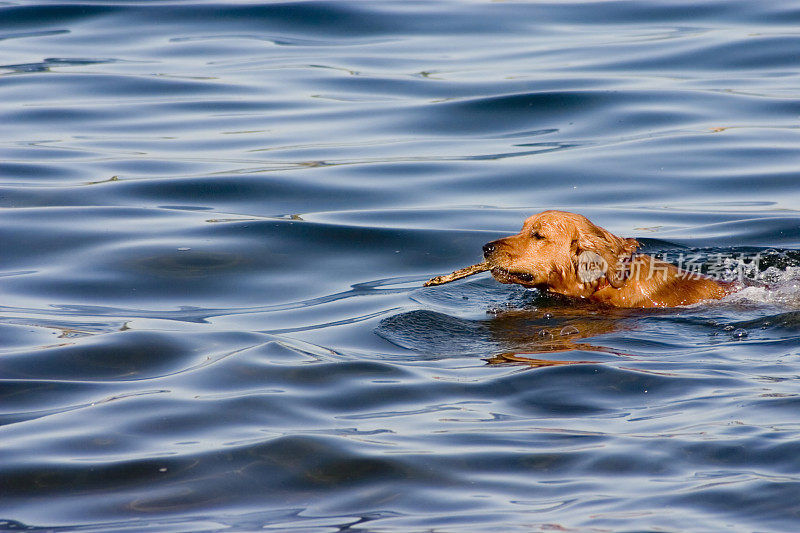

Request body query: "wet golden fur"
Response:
[482, 210, 731, 308]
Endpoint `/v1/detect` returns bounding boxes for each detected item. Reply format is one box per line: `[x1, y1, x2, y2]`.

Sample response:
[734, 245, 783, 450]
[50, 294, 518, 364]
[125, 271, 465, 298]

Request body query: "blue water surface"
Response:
[2, 1, 800, 531]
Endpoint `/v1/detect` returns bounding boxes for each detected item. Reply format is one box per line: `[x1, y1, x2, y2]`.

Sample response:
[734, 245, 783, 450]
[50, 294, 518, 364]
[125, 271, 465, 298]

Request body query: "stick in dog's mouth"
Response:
[423, 262, 490, 286]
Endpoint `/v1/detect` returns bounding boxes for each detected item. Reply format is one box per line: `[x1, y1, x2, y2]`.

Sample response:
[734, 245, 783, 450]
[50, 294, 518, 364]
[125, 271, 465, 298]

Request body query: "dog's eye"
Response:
[532, 231, 544, 240]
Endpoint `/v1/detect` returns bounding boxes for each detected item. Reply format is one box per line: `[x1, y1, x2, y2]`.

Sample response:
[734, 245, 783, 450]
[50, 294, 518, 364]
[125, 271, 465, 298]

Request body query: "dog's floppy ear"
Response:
[573, 230, 638, 288]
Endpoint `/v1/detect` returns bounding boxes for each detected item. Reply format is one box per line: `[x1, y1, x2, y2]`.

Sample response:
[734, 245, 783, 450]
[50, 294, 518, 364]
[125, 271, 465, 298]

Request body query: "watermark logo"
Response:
[619, 252, 762, 282]
[577, 250, 608, 283]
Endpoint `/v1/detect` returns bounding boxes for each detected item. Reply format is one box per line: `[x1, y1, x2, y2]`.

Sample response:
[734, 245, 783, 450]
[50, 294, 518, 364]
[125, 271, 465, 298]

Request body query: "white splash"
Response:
[723, 266, 800, 308]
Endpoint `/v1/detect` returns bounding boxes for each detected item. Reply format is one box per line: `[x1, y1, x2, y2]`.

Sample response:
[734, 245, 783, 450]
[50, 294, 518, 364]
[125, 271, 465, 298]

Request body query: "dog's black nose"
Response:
[482, 242, 495, 257]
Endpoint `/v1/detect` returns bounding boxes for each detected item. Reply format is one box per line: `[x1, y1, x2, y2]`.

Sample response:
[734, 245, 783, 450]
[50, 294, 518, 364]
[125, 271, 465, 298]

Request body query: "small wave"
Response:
[712, 249, 800, 308]
[724, 267, 800, 308]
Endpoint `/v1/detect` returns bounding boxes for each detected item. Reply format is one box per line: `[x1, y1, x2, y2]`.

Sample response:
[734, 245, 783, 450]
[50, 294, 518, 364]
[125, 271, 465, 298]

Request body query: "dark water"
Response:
[3, 1, 800, 531]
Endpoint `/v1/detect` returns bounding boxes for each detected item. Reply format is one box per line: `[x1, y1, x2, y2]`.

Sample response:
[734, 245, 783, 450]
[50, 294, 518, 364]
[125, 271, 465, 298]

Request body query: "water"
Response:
[2, 1, 800, 531]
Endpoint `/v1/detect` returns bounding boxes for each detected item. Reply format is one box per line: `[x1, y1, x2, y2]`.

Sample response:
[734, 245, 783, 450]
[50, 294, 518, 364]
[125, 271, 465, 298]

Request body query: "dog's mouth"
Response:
[490, 267, 538, 286]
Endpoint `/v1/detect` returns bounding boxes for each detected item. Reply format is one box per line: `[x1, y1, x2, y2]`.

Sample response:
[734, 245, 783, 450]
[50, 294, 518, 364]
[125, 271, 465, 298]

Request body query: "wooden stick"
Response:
[424, 262, 490, 286]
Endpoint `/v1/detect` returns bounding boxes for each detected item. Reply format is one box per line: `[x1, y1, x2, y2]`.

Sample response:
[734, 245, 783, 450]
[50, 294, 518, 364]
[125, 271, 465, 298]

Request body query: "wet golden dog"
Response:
[482, 210, 732, 308]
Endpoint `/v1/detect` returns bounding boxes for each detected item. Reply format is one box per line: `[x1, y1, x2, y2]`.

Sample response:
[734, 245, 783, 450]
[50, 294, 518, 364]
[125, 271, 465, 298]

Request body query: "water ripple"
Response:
[3, 1, 800, 531]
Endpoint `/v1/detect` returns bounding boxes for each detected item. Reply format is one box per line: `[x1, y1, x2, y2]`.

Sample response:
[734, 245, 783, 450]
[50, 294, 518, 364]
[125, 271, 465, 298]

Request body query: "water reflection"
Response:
[483, 307, 630, 367]
[378, 297, 636, 365]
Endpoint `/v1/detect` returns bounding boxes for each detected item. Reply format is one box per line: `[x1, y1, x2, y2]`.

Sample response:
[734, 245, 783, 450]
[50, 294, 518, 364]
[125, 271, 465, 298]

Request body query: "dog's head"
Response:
[482, 210, 638, 297]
